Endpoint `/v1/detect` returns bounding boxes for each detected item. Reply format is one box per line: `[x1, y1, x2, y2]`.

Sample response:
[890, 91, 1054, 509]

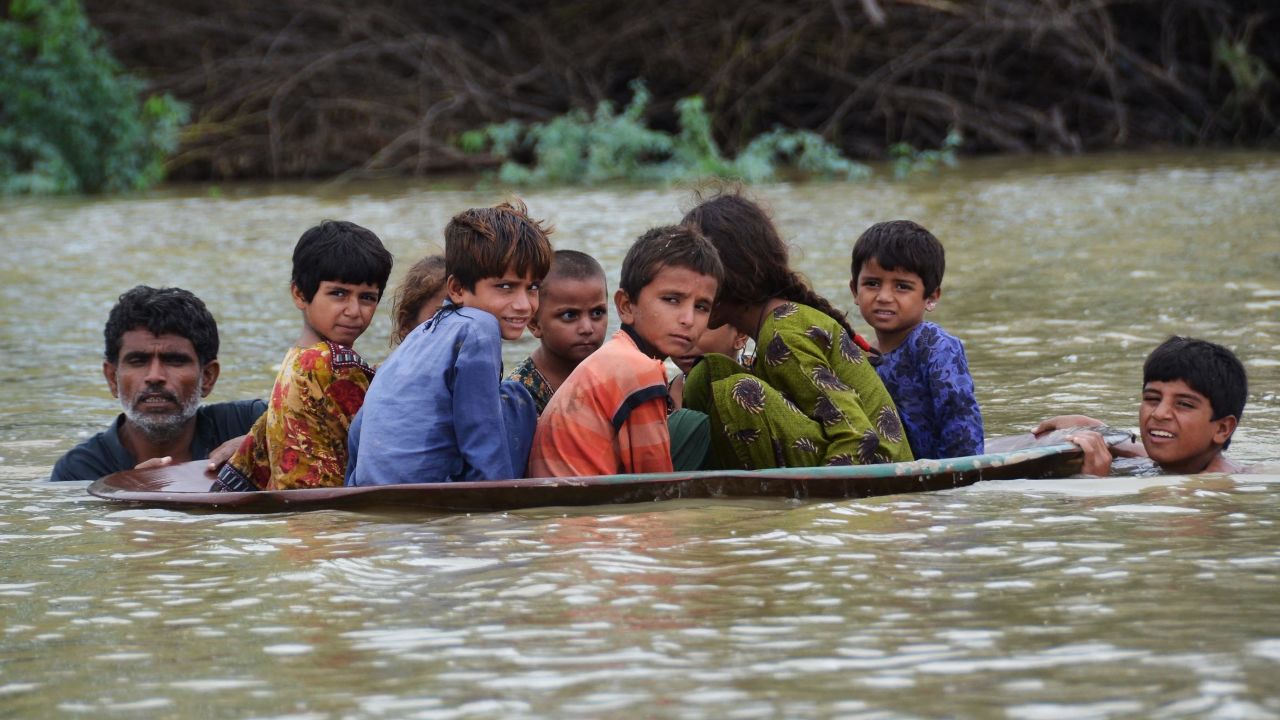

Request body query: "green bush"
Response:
[0, 0, 187, 195]
[460, 80, 872, 185]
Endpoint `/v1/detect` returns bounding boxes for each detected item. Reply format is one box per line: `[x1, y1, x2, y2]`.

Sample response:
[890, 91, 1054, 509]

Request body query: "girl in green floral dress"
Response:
[681, 192, 914, 469]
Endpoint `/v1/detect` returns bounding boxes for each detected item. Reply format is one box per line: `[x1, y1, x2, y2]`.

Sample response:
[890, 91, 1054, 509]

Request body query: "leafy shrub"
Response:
[889, 129, 963, 180]
[460, 80, 872, 185]
[0, 0, 187, 195]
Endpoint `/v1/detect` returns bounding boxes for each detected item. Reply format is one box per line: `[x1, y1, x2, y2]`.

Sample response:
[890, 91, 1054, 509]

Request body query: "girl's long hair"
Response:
[682, 188, 856, 337]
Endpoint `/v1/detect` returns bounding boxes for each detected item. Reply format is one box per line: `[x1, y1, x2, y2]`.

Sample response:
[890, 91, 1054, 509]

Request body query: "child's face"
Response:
[293, 280, 381, 347]
[1139, 379, 1237, 473]
[673, 323, 746, 374]
[413, 286, 450, 328]
[852, 259, 939, 340]
[530, 278, 609, 365]
[448, 268, 540, 340]
[616, 264, 717, 360]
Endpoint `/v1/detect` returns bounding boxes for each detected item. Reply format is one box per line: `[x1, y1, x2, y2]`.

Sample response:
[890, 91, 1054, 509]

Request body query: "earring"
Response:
[925, 302, 936, 311]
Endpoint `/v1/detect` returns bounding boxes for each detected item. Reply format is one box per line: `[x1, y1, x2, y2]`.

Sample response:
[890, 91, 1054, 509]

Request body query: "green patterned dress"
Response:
[683, 302, 914, 469]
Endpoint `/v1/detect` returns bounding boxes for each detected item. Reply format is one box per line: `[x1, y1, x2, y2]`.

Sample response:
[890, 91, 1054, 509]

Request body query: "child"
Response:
[528, 225, 722, 477]
[668, 323, 749, 410]
[850, 220, 983, 459]
[390, 254, 447, 345]
[216, 221, 392, 491]
[508, 250, 609, 414]
[347, 200, 552, 486]
[1034, 336, 1248, 475]
[680, 191, 914, 469]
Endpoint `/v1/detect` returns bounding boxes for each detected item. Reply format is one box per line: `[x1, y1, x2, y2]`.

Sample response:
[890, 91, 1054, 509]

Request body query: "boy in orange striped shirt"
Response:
[528, 225, 723, 477]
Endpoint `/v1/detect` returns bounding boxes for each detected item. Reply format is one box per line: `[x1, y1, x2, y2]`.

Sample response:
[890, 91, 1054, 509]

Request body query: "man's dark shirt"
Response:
[50, 400, 267, 482]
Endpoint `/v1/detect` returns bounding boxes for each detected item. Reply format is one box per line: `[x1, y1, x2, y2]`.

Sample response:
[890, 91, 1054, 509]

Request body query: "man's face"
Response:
[104, 330, 218, 442]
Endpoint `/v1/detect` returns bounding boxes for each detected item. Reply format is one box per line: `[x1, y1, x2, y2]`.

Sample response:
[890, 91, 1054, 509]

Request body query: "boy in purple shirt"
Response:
[850, 220, 984, 459]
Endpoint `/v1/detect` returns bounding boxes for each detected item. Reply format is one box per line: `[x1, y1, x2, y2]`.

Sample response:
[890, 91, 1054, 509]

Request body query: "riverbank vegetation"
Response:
[0, 0, 185, 195]
[11, 0, 1280, 189]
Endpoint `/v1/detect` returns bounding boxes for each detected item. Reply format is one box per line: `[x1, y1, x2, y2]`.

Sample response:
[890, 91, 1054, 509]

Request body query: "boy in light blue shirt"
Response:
[346, 200, 553, 485]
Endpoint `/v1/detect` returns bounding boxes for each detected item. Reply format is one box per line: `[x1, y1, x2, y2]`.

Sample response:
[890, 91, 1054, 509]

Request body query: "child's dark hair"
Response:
[682, 189, 855, 337]
[1144, 336, 1247, 449]
[619, 225, 723, 300]
[391, 254, 446, 345]
[851, 220, 946, 297]
[546, 249, 606, 288]
[292, 220, 394, 302]
[104, 285, 219, 366]
[445, 199, 553, 291]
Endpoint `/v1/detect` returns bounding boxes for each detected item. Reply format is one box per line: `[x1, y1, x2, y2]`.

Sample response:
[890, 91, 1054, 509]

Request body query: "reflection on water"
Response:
[1, 151, 1278, 715]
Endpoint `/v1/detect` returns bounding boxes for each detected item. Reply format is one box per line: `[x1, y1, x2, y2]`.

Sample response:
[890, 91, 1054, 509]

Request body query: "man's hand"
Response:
[1064, 430, 1114, 476]
[1033, 415, 1105, 436]
[134, 456, 173, 470]
[206, 435, 245, 474]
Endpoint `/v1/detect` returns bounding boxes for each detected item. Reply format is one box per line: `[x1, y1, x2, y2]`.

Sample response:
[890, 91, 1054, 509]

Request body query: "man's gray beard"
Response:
[122, 391, 201, 445]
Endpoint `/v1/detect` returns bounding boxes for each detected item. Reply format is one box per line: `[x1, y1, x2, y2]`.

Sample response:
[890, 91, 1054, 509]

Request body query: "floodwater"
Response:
[1, 152, 1278, 717]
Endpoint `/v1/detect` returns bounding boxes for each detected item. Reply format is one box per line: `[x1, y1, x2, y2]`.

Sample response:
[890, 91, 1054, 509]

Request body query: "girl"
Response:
[681, 191, 913, 469]
[390, 254, 447, 345]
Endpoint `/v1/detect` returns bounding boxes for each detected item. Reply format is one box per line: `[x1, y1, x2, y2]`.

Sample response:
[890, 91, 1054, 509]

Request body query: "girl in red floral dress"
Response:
[217, 221, 393, 491]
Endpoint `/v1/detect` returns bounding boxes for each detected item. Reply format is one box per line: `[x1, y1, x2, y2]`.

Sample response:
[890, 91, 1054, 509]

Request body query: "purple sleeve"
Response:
[926, 333, 985, 457]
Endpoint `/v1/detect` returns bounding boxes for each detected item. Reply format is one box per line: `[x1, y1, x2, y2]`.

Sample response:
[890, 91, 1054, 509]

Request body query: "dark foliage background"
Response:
[84, 0, 1279, 181]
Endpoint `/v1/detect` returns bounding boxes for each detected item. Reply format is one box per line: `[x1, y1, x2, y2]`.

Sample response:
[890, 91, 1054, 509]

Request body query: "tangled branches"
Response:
[84, 0, 1279, 181]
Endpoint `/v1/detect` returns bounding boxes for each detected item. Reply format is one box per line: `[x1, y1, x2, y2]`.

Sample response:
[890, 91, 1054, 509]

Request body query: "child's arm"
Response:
[277, 348, 368, 488]
[776, 330, 913, 464]
[924, 333, 984, 457]
[451, 323, 524, 481]
[616, 394, 674, 474]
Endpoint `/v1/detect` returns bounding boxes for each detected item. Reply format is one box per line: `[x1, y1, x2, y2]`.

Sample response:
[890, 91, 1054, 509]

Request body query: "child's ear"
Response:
[848, 278, 858, 301]
[614, 288, 636, 325]
[528, 313, 544, 339]
[925, 286, 941, 312]
[1212, 415, 1239, 448]
[446, 274, 466, 304]
[290, 282, 309, 310]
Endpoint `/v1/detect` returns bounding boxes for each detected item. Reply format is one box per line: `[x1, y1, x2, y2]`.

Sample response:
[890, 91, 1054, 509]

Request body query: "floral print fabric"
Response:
[875, 321, 983, 459]
[217, 341, 373, 491]
[683, 302, 913, 469]
[507, 356, 556, 416]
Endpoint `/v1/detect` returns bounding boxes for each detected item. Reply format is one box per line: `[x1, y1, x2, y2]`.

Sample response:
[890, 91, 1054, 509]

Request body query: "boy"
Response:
[347, 200, 552, 486]
[850, 220, 983, 459]
[508, 250, 610, 414]
[528, 225, 722, 477]
[1035, 336, 1248, 475]
[217, 221, 392, 491]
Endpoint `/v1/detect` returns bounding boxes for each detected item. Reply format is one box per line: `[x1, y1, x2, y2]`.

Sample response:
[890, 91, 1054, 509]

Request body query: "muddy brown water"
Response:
[1, 152, 1277, 717]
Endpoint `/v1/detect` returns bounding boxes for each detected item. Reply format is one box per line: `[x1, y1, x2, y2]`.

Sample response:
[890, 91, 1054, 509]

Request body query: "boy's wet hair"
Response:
[391, 254, 446, 345]
[1144, 336, 1247, 449]
[545, 249, 606, 289]
[292, 220, 394, 302]
[619, 225, 723, 300]
[682, 188, 856, 337]
[445, 199, 553, 291]
[851, 220, 946, 297]
[104, 285, 219, 366]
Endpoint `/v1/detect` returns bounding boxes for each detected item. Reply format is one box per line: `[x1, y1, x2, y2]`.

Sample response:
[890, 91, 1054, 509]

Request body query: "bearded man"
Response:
[51, 286, 265, 481]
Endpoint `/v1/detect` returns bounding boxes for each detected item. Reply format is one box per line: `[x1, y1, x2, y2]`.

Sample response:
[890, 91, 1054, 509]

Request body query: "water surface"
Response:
[1, 151, 1278, 717]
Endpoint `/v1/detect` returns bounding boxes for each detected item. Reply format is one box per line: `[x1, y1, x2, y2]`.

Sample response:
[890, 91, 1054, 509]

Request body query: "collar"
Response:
[620, 324, 665, 360]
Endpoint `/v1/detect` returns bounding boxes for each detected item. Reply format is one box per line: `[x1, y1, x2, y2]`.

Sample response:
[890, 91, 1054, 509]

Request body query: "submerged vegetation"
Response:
[0, 0, 186, 195]
[459, 82, 872, 185]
